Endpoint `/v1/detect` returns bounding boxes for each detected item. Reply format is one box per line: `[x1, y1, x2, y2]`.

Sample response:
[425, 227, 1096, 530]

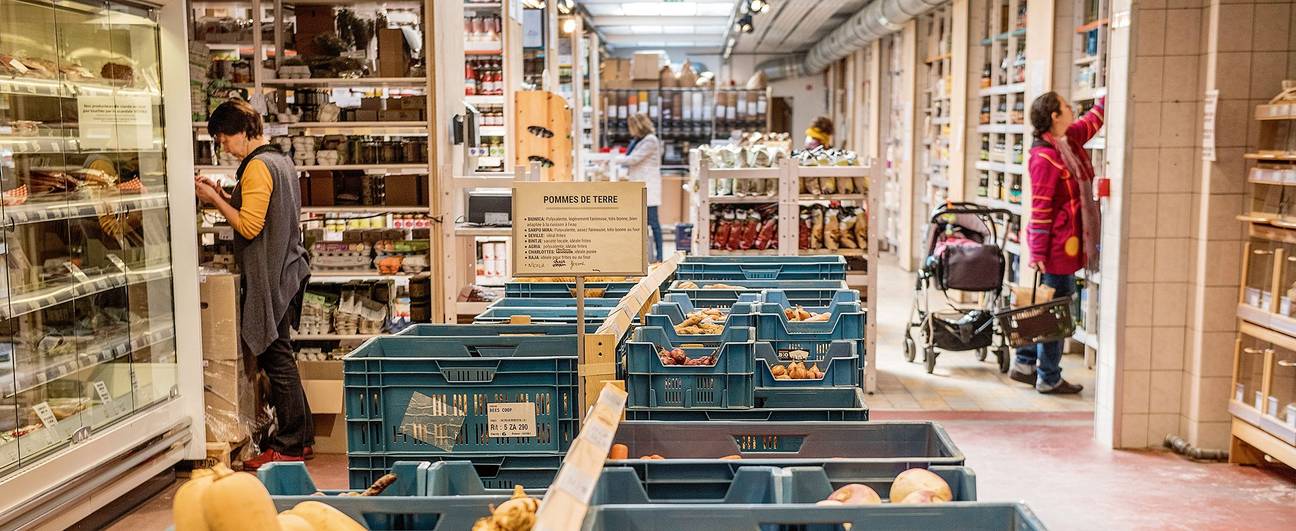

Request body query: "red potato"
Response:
[889, 468, 952, 503]
[825, 484, 882, 505]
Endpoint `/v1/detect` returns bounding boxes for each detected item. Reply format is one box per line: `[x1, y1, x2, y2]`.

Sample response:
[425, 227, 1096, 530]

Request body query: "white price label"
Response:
[93, 381, 112, 403]
[487, 402, 537, 438]
[552, 466, 597, 501]
[580, 418, 614, 449]
[0, 439, 18, 467]
[265, 123, 289, 137]
[106, 254, 129, 272]
[63, 262, 89, 282]
[33, 402, 58, 428]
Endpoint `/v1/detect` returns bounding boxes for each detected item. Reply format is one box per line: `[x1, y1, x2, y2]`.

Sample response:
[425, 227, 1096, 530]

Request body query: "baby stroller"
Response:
[904, 202, 1013, 374]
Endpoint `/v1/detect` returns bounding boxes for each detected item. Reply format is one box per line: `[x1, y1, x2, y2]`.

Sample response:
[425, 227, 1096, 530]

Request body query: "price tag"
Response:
[63, 262, 89, 283]
[93, 381, 112, 404]
[580, 417, 614, 449]
[106, 254, 129, 273]
[487, 402, 537, 438]
[32, 402, 58, 428]
[264, 123, 289, 137]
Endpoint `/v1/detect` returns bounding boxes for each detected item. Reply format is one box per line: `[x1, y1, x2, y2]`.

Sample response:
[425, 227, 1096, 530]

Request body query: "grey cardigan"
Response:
[231, 145, 310, 355]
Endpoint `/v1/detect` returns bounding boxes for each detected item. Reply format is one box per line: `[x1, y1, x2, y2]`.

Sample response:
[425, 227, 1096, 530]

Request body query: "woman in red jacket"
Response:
[1010, 93, 1104, 394]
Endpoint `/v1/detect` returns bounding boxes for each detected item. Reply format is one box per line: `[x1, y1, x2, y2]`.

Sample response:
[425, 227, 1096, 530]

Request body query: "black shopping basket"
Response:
[995, 272, 1076, 348]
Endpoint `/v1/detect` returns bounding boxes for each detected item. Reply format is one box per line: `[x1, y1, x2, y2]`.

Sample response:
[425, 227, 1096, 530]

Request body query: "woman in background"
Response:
[196, 99, 314, 468]
[619, 112, 664, 262]
[804, 116, 834, 149]
[1011, 92, 1105, 395]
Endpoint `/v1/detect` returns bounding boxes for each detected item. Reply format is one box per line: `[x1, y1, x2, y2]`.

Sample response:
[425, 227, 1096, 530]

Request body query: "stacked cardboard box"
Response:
[201, 273, 258, 445]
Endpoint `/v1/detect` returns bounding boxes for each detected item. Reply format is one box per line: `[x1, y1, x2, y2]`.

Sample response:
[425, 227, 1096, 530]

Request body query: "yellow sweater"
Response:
[234, 159, 273, 239]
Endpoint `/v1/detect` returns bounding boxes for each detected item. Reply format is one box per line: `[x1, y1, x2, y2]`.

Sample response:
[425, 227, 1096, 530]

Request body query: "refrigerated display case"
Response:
[0, 0, 203, 527]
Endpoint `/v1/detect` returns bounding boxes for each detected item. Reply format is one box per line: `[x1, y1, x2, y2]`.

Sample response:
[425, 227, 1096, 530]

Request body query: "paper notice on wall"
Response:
[78, 95, 153, 150]
[513, 181, 648, 276]
[1202, 90, 1219, 162]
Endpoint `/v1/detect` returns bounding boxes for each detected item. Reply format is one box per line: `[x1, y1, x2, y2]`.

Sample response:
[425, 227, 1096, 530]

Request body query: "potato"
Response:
[889, 468, 952, 503]
[826, 484, 882, 505]
[609, 444, 629, 460]
[770, 365, 787, 377]
[898, 490, 945, 504]
[719, 455, 742, 460]
[815, 500, 844, 506]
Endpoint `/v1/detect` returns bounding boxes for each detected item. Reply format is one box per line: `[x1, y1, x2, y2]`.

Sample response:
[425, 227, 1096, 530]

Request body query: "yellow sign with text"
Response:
[512, 181, 648, 276]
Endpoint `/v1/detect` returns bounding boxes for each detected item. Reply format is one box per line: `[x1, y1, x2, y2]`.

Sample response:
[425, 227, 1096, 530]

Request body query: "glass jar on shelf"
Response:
[1244, 237, 1281, 311]
[1235, 333, 1272, 412]
[1268, 344, 1296, 426]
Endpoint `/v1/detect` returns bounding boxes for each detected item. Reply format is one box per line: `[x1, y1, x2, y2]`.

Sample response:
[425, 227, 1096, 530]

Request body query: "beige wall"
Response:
[1104, 0, 1296, 449]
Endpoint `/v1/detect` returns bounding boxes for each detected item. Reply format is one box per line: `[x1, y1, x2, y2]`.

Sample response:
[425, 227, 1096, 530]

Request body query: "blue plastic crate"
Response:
[752, 386, 862, 408]
[754, 340, 860, 388]
[607, 421, 965, 498]
[625, 387, 868, 421]
[643, 300, 757, 345]
[473, 305, 623, 324]
[505, 281, 638, 298]
[394, 323, 599, 336]
[667, 280, 851, 308]
[343, 336, 578, 455]
[751, 301, 866, 343]
[348, 452, 563, 491]
[676, 255, 848, 281]
[625, 327, 755, 408]
[759, 289, 859, 309]
[583, 502, 1046, 531]
[487, 297, 625, 308]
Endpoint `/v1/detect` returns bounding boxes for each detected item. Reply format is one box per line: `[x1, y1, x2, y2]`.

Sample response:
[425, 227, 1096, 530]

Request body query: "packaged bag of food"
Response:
[854, 206, 868, 249]
[755, 217, 777, 250]
[799, 208, 811, 249]
[825, 207, 841, 251]
[820, 176, 837, 195]
[840, 211, 859, 249]
[810, 206, 825, 249]
[838, 176, 856, 195]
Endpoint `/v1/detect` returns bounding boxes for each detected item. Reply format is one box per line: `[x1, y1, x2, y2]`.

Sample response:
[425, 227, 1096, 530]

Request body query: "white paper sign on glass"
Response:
[77, 95, 153, 150]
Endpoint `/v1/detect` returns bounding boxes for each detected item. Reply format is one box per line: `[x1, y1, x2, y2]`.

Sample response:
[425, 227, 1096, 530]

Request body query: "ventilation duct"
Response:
[753, 0, 948, 81]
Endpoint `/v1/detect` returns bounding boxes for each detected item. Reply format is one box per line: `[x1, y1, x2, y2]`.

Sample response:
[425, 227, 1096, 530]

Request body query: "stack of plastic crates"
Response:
[255, 421, 1048, 530]
[504, 279, 639, 299]
[342, 324, 581, 490]
[471, 297, 626, 324]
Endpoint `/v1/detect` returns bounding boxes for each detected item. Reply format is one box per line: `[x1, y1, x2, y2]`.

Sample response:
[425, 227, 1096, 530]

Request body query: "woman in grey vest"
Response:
[196, 99, 314, 469]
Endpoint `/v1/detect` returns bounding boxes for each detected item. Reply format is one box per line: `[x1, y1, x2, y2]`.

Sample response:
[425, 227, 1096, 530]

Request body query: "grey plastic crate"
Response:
[608, 422, 964, 497]
[581, 502, 1047, 531]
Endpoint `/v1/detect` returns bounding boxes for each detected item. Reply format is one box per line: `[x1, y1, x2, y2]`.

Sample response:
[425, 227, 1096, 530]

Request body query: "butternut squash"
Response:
[202, 465, 281, 531]
[276, 513, 315, 531]
[286, 501, 366, 531]
[173, 468, 217, 531]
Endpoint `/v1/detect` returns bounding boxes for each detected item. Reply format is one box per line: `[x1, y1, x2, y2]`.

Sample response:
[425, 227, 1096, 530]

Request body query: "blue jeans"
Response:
[1014, 273, 1075, 386]
[647, 206, 663, 262]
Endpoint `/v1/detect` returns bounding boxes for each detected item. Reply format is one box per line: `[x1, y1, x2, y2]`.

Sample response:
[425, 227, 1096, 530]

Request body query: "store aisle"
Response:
[869, 254, 1094, 411]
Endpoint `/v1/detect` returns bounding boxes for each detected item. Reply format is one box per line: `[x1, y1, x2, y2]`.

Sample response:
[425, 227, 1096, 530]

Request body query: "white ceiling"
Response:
[578, 0, 868, 55]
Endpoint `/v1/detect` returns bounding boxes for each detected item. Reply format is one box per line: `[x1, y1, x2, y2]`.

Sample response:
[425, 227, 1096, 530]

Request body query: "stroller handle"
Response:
[931, 201, 1015, 219]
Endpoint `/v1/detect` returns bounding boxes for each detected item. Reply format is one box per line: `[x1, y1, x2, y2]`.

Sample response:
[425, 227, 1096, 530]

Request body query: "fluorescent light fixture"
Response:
[631, 25, 664, 34]
[561, 18, 578, 33]
[622, 2, 697, 17]
[661, 26, 694, 34]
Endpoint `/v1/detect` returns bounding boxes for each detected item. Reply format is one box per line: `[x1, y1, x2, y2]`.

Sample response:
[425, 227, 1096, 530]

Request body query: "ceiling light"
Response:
[735, 14, 754, 34]
[623, 2, 698, 17]
[561, 18, 578, 34]
[750, 0, 770, 14]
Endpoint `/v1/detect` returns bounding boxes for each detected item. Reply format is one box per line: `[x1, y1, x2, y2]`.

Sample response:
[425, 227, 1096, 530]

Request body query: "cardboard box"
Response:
[379, 109, 424, 122]
[200, 273, 241, 360]
[204, 355, 257, 443]
[299, 176, 311, 207]
[299, 360, 343, 415]
[360, 97, 385, 111]
[295, 6, 336, 59]
[658, 65, 678, 88]
[631, 51, 668, 80]
[378, 28, 412, 78]
[354, 109, 379, 122]
[602, 78, 632, 90]
[398, 96, 427, 110]
[309, 171, 336, 206]
[629, 79, 660, 90]
[384, 174, 422, 206]
[601, 58, 631, 81]
[311, 413, 348, 454]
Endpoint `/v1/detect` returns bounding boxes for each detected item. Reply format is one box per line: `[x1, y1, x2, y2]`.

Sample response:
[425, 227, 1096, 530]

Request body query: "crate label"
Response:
[487, 402, 537, 438]
[33, 402, 58, 428]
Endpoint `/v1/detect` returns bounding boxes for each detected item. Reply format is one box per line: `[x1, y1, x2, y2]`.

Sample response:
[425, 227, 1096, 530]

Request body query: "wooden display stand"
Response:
[514, 90, 574, 181]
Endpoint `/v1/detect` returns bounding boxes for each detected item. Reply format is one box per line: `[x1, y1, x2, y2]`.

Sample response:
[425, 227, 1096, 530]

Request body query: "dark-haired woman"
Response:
[196, 99, 314, 467]
[1010, 93, 1104, 395]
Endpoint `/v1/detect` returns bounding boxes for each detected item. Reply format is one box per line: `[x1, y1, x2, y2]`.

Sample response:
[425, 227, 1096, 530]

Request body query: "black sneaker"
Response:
[1038, 380, 1084, 394]
[1009, 370, 1036, 386]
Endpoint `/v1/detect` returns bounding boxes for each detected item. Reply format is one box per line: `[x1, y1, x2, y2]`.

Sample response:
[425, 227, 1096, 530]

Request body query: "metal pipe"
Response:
[755, 0, 950, 82]
[1163, 434, 1229, 462]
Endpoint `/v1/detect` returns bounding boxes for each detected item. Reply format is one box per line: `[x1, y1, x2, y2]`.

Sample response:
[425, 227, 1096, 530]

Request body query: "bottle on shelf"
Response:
[977, 172, 989, 197]
[1009, 176, 1022, 204]
[981, 63, 992, 88]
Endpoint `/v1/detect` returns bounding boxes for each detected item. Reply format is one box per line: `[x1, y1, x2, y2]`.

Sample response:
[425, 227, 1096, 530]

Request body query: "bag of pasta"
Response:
[810, 205, 825, 249]
[824, 207, 841, 251]
[838, 176, 856, 195]
[820, 176, 837, 195]
[839, 210, 859, 249]
[805, 176, 822, 195]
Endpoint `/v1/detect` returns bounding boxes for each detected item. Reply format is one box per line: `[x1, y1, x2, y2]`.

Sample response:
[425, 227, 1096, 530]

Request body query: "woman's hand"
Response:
[1028, 260, 1045, 273]
[194, 178, 223, 205]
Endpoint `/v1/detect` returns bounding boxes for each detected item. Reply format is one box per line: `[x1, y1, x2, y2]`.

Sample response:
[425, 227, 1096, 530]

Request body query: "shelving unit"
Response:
[1230, 87, 1296, 468]
[970, 0, 1030, 285]
[881, 33, 907, 256]
[603, 86, 768, 165]
[1068, 0, 1109, 362]
[188, 0, 439, 345]
[918, 5, 955, 265]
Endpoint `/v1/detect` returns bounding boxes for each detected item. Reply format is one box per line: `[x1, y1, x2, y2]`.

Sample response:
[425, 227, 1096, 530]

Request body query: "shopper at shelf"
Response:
[1012, 93, 1104, 395]
[195, 99, 315, 468]
[618, 112, 663, 262]
[804, 116, 834, 150]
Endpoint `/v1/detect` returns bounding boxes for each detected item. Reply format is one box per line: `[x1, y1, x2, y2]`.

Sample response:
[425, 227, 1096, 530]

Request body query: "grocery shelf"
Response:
[977, 83, 1027, 96]
[707, 195, 778, 204]
[1075, 18, 1110, 33]
[976, 124, 1028, 134]
[0, 76, 161, 99]
[479, 125, 507, 136]
[1072, 87, 1106, 102]
[260, 77, 427, 88]
[3, 192, 169, 227]
[465, 95, 506, 105]
[4, 323, 176, 399]
[309, 271, 419, 282]
[1244, 152, 1296, 161]
[455, 225, 512, 237]
[708, 249, 780, 256]
[1255, 104, 1296, 120]
[975, 160, 1026, 174]
[706, 167, 782, 179]
[301, 206, 430, 214]
[796, 165, 868, 177]
[800, 248, 867, 257]
[798, 194, 869, 201]
[0, 263, 173, 320]
[291, 333, 384, 341]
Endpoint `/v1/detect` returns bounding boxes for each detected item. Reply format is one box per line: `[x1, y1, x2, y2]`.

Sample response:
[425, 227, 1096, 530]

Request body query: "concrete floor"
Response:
[105, 254, 1296, 530]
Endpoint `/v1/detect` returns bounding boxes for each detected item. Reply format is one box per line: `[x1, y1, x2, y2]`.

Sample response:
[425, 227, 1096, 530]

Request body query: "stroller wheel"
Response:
[904, 332, 917, 363]
[924, 347, 937, 374]
[976, 347, 988, 362]
[996, 346, 1011, 373]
